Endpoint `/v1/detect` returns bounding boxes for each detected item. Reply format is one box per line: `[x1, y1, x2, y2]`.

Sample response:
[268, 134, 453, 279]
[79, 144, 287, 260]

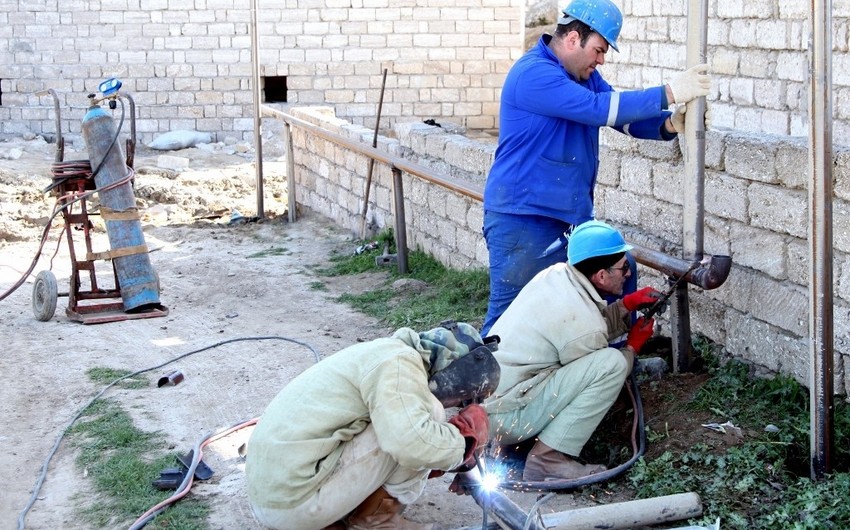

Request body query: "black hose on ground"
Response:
[494, 368, 646, 492]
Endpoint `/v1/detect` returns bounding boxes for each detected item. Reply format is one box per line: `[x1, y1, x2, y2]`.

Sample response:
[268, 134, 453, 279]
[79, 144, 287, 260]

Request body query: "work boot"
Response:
[346, 486, 440, 530]
[522, 440, 606, 482]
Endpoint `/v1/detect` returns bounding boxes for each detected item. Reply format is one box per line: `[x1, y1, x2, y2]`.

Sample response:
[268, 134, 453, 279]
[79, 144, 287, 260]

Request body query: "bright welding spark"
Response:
[480, 472, 501, 492]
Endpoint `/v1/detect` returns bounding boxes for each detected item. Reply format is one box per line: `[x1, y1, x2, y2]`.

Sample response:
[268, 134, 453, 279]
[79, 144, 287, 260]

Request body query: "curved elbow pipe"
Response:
[629, 243, 732, 291]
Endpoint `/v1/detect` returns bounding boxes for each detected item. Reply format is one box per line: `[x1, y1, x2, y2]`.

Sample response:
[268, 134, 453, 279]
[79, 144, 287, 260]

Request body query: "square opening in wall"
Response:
[263, 76, 287, 103]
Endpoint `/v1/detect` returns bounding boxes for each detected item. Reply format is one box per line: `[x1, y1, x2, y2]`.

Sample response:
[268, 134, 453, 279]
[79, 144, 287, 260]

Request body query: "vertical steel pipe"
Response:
[391, 167, 409, 274]
[284, 122, 297, 223]
[250, 0, 265, 219]
[808, 0, 834, 480]
[672, 0, 709, 373]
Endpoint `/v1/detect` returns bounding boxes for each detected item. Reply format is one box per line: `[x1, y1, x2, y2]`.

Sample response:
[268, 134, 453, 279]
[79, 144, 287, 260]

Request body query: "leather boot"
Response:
[522, 440, 606, 482]
[346, 487, 440, 530]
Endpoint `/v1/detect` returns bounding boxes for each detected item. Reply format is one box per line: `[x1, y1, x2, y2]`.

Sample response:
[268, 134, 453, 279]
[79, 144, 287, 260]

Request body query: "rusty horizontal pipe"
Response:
[261, 106, 483, 201]
[629, 243, 731, 291]
[265, 105, 733, 294]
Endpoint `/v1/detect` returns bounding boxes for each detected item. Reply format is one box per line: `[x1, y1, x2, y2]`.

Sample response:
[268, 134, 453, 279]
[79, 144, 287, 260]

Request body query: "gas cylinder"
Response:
[81, 97, 160, 311]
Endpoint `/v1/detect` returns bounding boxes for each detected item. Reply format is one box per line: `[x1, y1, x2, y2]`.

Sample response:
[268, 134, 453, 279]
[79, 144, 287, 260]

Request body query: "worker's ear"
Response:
[566, 29, 583, 49]
[588, 268, 607, 289]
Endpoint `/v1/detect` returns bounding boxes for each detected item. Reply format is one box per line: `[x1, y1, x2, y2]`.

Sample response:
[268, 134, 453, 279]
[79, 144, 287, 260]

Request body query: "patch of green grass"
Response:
[324, 244, 489, 330]
[625, 349, 850, 529]
[309, 281, 328, 291]
[247, 246, 289, 258]
[86, 367, 148, 389]
[68, 399, 209, 529]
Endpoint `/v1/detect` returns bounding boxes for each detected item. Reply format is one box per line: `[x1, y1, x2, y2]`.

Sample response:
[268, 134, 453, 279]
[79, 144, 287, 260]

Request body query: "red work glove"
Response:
[626, 317, 655, 354]
[622, 287, 663, 312]
[447, 404, 489, 469]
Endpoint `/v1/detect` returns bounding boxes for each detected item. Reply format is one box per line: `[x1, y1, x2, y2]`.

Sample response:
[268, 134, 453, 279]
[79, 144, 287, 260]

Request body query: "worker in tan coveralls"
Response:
[484, 220, 661, 482]
[246, 322, 495, 530]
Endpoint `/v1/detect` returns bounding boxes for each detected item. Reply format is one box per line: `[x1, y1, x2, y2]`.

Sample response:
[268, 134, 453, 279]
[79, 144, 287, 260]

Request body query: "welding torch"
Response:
[640, 261, 701, 321]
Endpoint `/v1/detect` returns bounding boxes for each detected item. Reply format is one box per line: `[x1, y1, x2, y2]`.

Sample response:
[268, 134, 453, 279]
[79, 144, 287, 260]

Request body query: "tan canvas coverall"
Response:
[484, 262, 631, 457]
[246, 328, 468, 530]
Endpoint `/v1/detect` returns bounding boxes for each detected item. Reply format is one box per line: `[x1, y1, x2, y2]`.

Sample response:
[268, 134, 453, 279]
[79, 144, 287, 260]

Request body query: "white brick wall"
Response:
[603, 0, 850, 143]
[3, 1, 847, 145]
[0, 0, 523, 142]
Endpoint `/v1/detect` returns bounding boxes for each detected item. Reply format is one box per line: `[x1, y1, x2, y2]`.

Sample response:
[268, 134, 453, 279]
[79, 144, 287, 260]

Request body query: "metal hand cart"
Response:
[31, 85, 168, 324]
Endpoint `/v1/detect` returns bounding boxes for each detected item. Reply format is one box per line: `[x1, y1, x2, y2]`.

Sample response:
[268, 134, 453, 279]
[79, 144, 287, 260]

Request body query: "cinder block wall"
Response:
[605, 0, 850, 141]
[1, 1, 849, 145]
[284, 105, 850, 394]
[0, 0, 523, 143]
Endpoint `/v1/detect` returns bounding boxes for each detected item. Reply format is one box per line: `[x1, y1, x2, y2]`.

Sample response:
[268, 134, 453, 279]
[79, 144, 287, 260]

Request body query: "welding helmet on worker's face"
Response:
[419, 321, 501, 408]
[560, 0, 623, 52]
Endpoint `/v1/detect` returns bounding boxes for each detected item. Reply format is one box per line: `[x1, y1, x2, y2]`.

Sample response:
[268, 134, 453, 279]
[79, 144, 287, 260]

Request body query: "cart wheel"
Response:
[32, 270, 58, 322]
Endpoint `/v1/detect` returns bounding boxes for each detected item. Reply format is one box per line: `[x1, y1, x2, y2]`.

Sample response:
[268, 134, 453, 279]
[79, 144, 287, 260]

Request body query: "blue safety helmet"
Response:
[560, 0, 623, 52]
[567, 220, 632, 266]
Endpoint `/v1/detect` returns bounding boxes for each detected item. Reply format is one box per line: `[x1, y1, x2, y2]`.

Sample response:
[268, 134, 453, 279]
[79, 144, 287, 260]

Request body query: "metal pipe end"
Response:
[690, 254, 732, 290]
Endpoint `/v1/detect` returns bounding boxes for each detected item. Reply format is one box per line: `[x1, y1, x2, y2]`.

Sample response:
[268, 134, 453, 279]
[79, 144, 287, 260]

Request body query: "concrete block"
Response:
[703, 215, 732, 257]
[651, 161, 683, 205]
[760, 110, 789, 135]
[836, 199, 850, 254]
[620, 155, 653, 194]
[748, 182, 807, 237]
[639, 197, 684, 244]
[774, 138, 808, 189]
[729, 77, 754, 105]
[730, 223, 788, 279]
[157, 154, 189, 171]
[704, 171, 748, 222]
[689, 292, 729, 345]
[776, 51, 807, 82]
[725, 134, 778, 183]
[837, 252, 850, 304]
[756, 20, 791, 50]
[837, 148, 850, 201]
[723, 310, 781, 372]
[785, 237, 808, 286]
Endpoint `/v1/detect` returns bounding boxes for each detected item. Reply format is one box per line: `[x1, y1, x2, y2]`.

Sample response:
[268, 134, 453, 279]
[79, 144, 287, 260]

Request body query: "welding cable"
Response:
[498, 370, 646, 492]
[16, 335, 321, 530]
[128, 417, 259, 530]
[0, 165, 136, 304]
[522, 492, 555, 530]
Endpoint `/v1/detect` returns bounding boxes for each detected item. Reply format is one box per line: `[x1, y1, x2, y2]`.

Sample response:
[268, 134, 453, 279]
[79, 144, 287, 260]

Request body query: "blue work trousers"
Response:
[481, 211, 636, 337]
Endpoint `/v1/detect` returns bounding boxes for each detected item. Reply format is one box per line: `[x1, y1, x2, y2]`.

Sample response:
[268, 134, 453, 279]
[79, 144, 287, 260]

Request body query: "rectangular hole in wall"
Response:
[263, 76, 287, 103]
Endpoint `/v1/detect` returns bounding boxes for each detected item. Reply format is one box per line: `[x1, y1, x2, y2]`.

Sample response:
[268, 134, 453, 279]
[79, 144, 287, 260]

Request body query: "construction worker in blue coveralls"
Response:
[480, 0, 712, 336]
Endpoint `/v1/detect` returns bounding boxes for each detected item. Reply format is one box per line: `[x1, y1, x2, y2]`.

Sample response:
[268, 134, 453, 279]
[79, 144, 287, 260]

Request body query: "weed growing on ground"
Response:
[68, 391, 209, 528]
[625, 339, 850, 529]
[317, 234, 489, 329]
[85, 367, 148, 389]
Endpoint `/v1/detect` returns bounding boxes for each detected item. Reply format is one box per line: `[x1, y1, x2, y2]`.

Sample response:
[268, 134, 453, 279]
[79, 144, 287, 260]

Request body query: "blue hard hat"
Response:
[567, 220, 632, 265]
[560, 0, 623, 52]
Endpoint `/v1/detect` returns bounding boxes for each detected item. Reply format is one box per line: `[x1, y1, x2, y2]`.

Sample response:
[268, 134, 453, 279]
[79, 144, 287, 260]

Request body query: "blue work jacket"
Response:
[484, 35, 675, 225]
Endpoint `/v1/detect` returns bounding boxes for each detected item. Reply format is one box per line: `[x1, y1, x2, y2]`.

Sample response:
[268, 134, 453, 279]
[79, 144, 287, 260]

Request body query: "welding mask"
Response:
[421, 320, 501, 408]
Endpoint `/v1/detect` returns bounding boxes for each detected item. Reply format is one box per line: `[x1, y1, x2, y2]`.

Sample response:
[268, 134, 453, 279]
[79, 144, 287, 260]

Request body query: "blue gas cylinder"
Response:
[82, 102, 161, 311]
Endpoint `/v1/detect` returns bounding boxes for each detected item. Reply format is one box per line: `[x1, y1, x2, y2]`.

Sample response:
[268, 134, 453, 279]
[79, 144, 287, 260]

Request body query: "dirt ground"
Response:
[0, 133, 725, 530]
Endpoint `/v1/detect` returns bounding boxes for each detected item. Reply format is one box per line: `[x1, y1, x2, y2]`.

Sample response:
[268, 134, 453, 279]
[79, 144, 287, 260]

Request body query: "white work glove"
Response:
[668, 102, 712, 134]
[670, 105, 686, 134]
[666, 63, 711, 104]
